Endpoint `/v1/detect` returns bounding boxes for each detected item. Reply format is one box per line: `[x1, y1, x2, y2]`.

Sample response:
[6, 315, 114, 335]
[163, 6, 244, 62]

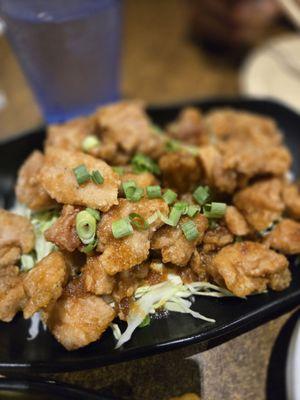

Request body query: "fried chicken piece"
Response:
[120, 171, 157, 191]
[204, 109, 282, 145]
[45, 205, 81, 252]
[151, 214, 208, 267]
[81, 255, 115, 295]
[46, 116, 96, 152]
[264, 219, 300, 254]
[97, 198, 169, 275]
[268, 268, 292, 291]
[225, 206, 250, 236]
[166, 107, 208, 145]
[96, 101, 166, 158]
[16, 151, 56, 211]
[189, 250, 210, 281]
[46, 280, 115, 350]
[159, 152, 202, 193]
[202, 225, 234, 252]
[0, 266, 26, 322]
[211, 241, 289, 297]
[23, 252, 69, 319]
[198, 145, 237, 193]
[233, 178, 284, 231]
[40, 148, 120, 211]
[219, 140, 291, 181]
[283, 183, 300, 219]
[0, 209, 35, 268]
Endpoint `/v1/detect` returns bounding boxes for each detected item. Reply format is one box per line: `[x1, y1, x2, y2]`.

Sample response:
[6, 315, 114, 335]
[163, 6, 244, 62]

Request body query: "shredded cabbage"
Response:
[27, 312, 46, 341]
[11, 203, 58, 271]
[115, 274, 233, 349]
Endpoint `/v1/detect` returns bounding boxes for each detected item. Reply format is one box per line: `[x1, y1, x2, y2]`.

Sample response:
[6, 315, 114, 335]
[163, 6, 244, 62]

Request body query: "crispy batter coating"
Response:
[283, 183, 300, 219]
[0, 209, 35, 268]
[202, 225, 234, 252]
[167, 107, 207, 145]
[81, 255, 115, 295]
[225, 206, 250, 236]
[159, 152, 202, 193]
[97, 198, 168, 275]
[189, 250, 210, 281]
[40, 148, 120, 211]
[45, 205, 81, 252]
[198, 145, 237, 193]
[96, 101, 166, 158]
[265, 219, 300, 254]
[0, 266, 26, 322]
[151, 214, 208, 267]
[46, 116, 96, 152]
[233, 179, 284, 231]
[23, 252, 69, 319]
[46, 282, 115, 350]
[211, 241, 289, 297]
[120, 171, 157, 191]
[16, 151, 56, 211]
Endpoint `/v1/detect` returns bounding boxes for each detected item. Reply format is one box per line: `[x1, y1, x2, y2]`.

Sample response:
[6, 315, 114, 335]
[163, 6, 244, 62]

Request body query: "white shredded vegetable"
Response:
[11, 203, 58, 271]
[115, 274, 234, 349]
[27, 312, 46, 341]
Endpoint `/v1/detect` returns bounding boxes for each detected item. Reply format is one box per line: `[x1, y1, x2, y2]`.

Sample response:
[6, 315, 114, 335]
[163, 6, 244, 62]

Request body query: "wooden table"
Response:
[0, 1, 297, 399]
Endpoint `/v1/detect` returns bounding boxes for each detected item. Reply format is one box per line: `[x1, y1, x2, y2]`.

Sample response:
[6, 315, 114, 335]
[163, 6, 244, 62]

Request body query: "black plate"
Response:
[0, 376, 116, 399]
[0, 98, 300, 373]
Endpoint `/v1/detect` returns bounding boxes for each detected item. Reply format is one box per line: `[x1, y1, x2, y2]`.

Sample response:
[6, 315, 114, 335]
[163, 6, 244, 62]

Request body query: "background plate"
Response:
[0, 98, 300, 372]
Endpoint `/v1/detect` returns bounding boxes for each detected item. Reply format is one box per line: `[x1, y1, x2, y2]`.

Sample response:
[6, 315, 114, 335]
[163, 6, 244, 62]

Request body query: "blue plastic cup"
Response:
[0, 0, 122, 123]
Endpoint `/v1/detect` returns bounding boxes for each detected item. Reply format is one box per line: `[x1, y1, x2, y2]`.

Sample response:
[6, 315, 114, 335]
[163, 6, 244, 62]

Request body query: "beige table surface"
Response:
[0, 1, 297, 399]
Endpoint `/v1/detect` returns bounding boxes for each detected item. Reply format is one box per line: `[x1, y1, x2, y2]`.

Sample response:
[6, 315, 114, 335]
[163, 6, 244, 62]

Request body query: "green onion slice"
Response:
[187, 204, 200, 218]
[193, 185, 210, 205]
[131, 187, 144, 202]
[129, 213, 149, 230]
[162, 189, 177, 205]
[112, 218, 133, 239]
[91, 170, 104, 185]
[168, 206, 183, 226]
[204, 202, 227, 219]
[73, 164, 90, 185]
[76, 210, 97, 244]
[146, 185, 162, 199]
[82, 239, 98, 254]
[122, 180, 136, 199]
[112, 166, 125, 175]
[131, 153, 160, 175]
[174, 201, 189, 214]
[181, 220, 199, 241]
[165, 139, 182, 152]
[82, 135, 100, 152]
[85, 208, 101, 221]
[139, 314, 151, 328]
[147, 211, 159, 225]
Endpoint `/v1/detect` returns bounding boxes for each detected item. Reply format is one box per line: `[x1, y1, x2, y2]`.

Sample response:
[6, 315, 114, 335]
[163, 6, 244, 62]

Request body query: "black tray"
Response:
[0, 98, 300, 372]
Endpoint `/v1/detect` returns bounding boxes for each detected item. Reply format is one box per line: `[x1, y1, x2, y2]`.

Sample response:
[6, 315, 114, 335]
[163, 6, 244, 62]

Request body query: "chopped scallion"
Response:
[82, 135, 100, 152]
[162, 189, 177, 205]
[85, 208, 101, 221]
[168, 206, 183, 226]
[91, 170, 104, 185]
[82, 239, 98, 254]
[187, 204, 200, 218]
[129, 213, 149, 230]
[131, 153, 160, 175]
[139, 314, 151, 328]
[76, 210, 97, 244]
[131, 187, 144, 202]
[147, 212, 159, 225]
[174, 201, 188, 214]
[204, 202, 226, 219]
[181, 220, 199, 241]
[165, 139, 181, 152]
[112, 166, 125, 175]
[112, 218, 133, 239]
[146, 185, 162, 199]
[193, 185, 210, 205]
[73, 164, 90, 185]
[122, 180, 137, 200]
